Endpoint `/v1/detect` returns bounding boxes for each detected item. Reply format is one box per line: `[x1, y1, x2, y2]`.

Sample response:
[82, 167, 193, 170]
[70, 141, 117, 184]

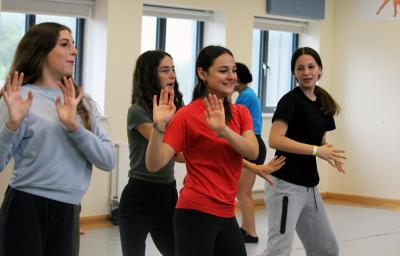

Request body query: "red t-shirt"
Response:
[164, 98, 253, 217]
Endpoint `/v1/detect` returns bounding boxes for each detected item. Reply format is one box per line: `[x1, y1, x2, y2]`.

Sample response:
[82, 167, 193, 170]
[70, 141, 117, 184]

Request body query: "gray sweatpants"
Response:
[262, 177, 339, 256]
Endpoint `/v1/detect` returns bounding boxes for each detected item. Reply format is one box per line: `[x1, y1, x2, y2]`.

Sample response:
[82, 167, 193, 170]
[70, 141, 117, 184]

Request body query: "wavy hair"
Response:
[131, 50, 184, 114]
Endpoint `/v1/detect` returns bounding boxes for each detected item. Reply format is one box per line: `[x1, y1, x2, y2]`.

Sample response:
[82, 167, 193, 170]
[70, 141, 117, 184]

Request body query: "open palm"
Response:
[203, 94, 226, 132]
[153, 88, 176, 124]
[55, 77, 83, 131]
[2, 72, 33, 131]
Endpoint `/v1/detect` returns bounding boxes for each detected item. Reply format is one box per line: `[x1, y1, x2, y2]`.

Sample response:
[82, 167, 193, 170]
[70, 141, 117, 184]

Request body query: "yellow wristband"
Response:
[312, 145, 318, 156]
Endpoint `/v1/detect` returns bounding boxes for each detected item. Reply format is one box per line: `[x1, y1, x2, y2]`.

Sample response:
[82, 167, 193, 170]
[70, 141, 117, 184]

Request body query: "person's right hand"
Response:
[152, 87, 176, 127]
[2, 72, 33, 131]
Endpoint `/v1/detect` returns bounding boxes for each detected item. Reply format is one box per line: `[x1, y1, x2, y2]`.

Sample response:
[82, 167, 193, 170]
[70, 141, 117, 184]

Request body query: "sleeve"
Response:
[164, 111, 186, 154]
[67, 99, 116, 171]
[127, 104, 152, 134]
[327, 116, 336, 131]
[0, 98, 26, 171]
[272, 92, 296, 125]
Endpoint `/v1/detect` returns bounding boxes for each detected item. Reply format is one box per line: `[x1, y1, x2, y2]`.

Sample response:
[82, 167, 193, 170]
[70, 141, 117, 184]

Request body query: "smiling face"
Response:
[43, 29, 77, 80]
[197, 53, 237, 98]
[293, 54, 322, 90]
[157, 56, 176, 89]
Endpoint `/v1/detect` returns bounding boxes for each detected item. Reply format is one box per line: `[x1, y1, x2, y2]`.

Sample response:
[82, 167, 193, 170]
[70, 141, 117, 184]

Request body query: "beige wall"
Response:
[326, 0, 400, 199]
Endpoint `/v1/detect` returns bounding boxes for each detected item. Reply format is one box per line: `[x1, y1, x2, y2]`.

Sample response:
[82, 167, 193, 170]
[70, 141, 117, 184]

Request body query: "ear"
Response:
[318, 67, 323, 79]
[197, 67, 207, 81]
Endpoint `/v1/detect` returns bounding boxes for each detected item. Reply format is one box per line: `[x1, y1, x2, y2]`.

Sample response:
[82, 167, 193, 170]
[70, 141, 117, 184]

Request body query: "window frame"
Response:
[257, 30, 299, 113]
[253, 17, 306, 113]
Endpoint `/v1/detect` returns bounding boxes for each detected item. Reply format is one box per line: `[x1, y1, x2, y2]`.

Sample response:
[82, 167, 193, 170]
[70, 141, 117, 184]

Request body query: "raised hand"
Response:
[203, 94, 226, 135]
[254, 156, 286, 185]
[2, 72, 33, 131]
[317, 144, 346, 173]
[153, 87, 176, 126]
[55, 77, 83, 132]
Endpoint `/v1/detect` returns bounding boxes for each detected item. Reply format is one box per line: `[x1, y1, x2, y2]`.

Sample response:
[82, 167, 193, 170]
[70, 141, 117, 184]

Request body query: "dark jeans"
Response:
[0, 187, 74, 256]
[174, 209, 247, 256]
[118, 178, 177, 256]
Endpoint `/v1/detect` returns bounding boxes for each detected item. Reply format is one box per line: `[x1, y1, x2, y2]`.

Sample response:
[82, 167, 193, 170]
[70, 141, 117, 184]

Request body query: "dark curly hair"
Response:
[131, 50, 184, 115]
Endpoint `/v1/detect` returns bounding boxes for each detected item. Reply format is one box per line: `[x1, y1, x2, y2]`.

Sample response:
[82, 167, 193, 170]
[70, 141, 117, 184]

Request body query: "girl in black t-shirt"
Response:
[263, 47, 346, 256]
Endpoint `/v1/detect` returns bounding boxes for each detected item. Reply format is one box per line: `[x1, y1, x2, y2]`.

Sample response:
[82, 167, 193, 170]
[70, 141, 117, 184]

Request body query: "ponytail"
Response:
[315, 86, 340, 116]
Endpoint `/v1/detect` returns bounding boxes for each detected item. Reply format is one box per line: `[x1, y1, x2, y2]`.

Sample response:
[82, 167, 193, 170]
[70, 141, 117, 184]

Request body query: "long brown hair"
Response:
[291, 47, 340, 116]
[5, 22, 92, 130]
[192, 45, 233, 122]
[131, 50, 184, 114]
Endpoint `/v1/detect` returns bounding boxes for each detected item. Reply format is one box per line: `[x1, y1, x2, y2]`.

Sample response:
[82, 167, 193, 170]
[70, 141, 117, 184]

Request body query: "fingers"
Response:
[26, 90, 33, 106]
[263, 175, 275, 186]
[76, 86, 84, 103]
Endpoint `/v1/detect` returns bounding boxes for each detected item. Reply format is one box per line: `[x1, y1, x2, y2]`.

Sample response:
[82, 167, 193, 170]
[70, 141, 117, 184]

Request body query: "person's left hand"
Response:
[254, 156, 285, 186]
[55, 77, 83, 132]
[203, 94, 226, 135]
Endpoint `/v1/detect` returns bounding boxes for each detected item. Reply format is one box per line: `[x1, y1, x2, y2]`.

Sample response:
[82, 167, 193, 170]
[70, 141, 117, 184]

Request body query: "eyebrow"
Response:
[59, 38, 75, 45]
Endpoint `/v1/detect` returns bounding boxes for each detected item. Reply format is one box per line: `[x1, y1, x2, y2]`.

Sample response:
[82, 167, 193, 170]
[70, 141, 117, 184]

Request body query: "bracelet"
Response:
[152, 121, 165, 134]
[312, 145, 318, 156]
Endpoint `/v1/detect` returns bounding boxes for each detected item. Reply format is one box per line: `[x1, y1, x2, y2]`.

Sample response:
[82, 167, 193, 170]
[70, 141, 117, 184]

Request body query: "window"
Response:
[0, 12, 84, 86]
[252, 17, 306, 113]
[141, 5, 209, 104]
[0, 12, 26, 86]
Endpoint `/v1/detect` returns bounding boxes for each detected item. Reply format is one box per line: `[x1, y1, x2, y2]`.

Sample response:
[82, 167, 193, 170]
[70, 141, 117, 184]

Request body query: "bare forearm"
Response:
[219, 128, 258, 160]
[269, 136, 314, 156]
[145, 128, 167, 172]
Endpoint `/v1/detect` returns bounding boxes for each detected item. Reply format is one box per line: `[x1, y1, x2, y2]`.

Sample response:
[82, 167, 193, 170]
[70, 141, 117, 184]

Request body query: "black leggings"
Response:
[118, 178, 177, 256]
[174, 209, 247, 256]
[0, 187, 74, 256]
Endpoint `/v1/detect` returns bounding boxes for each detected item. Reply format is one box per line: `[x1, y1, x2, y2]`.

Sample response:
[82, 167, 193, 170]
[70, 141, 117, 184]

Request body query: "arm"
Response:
[243, 156, 286, 185]
[269, 120, 315, 155]
[145, 88, 177, 172]
[269, 120, 346, 172]
[57, 77, 116, 171]
[0, 72, 32, 171]
[203, 94, 258, 160]
[137, 122, 185, 164]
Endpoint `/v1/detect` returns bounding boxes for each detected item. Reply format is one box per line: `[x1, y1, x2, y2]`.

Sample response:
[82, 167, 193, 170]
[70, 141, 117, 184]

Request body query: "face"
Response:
[44, 30, 77, 79]
[158, 56, 176, 89]
[293, 54, 322, 90]
[198, 53, 237, 97]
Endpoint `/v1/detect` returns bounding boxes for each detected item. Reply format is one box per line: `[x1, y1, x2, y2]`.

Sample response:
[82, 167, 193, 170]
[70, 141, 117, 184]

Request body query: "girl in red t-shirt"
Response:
[145, 45, 284, 256]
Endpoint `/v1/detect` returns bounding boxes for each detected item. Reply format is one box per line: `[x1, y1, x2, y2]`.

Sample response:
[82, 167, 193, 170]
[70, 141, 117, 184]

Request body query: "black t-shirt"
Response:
[271, 86, 335, 187]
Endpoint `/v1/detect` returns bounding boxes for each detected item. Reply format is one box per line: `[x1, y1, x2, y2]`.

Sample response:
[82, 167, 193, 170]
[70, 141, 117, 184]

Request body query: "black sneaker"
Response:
[240, 227, 259, 243]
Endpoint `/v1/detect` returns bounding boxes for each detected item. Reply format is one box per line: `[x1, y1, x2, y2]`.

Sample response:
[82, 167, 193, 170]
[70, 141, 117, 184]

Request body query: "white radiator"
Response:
[110, 143, 130, 202]
[110, 142, 187, 203]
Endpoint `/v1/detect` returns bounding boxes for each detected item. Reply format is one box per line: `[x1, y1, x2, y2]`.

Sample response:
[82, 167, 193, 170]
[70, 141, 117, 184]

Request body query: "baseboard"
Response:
[80, 214, 113, 229]
[321, 192, 400, 211]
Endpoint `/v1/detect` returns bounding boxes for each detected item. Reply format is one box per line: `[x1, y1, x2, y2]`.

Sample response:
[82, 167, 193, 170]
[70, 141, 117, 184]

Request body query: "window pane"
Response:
[141, 16, 157, 53]
[0, 12, 26, 85]
[265, 31, 294, 110]
[35, 15, 77, 38]
[165, 18, 197, 104]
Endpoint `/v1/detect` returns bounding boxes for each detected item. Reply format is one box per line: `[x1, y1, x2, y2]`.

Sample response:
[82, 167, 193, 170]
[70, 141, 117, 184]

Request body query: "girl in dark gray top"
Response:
[118, 50, 184, 256]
